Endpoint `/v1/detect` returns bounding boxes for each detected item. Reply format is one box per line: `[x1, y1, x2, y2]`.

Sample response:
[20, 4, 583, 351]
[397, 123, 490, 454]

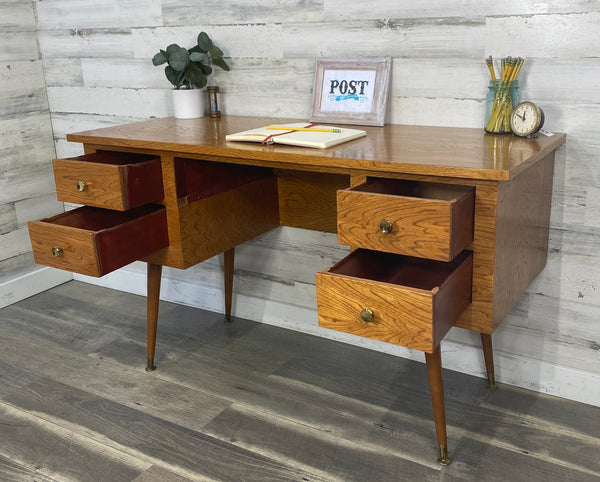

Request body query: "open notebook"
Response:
[225, 123, 367, 149]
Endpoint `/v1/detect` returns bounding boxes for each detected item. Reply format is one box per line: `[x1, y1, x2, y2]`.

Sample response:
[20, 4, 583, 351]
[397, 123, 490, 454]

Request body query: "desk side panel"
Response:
[491, 151, 556, 330]
[142, 154, 185, 268]
[454, 182, 498, 333]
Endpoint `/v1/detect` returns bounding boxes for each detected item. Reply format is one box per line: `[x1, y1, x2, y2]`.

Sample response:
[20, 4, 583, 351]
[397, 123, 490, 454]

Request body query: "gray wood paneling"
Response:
[0, 88, 48, 115]
[0, 203, 17, 235]
[36, 0, 162, 29]
[324, 0, 600, 19]
[0, 1, 61, 300]
[280, 19, 485, 59]
[41, 58, 84, 87]
[0, 31, 39, 61]
[161, 0, 324, 25]
[0, 60, 45, 90]
[47, 86, 171, 117]
[486, 13, 600, 57]
[38, 29, 135, 59]
[0, 2, 35, 30]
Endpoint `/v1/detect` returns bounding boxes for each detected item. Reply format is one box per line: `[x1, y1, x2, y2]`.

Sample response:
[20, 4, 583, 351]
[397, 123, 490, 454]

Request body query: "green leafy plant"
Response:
[152, 31, 230, 89]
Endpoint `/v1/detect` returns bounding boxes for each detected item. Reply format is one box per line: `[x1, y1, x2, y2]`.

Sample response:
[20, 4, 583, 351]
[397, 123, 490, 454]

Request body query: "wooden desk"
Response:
[28, 116, 566, 464]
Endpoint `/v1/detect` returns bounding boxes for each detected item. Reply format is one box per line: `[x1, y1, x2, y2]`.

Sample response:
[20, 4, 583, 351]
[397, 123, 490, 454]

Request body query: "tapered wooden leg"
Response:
[224, 248, 234, 322]
[480, 333, 496, 390]
[425, 345, 451, 466]
[146, 263, 162, 371]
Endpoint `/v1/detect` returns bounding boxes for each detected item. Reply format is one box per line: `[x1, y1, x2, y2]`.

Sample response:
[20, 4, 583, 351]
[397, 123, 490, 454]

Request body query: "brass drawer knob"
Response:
[51, 247, 64, 257]
[360, 308, 374, 323]
[379, 219, 393, 234]
[76, 180, 87, 192]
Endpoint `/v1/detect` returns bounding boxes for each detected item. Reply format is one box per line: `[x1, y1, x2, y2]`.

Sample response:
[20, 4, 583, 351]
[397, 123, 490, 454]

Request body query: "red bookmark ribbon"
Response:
[262, 123, 318, 145]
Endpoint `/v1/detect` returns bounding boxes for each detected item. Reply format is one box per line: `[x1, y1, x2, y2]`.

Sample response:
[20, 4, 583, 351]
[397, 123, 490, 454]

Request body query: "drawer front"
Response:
[28, 205, 168, 277]
[53, 152, 163, 210]
[337, 180, 474, 261]
[316, 250, 472, 353]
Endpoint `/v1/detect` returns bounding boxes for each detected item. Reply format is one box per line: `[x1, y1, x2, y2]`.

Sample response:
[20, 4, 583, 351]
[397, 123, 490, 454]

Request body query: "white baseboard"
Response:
[1, 266, 72, 309]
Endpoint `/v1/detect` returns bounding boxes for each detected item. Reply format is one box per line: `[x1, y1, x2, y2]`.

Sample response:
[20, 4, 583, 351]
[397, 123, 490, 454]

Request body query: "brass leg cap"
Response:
[145, 357, 156, 372]
[487, 372, 497, 391]
[437, 444, 451, 466]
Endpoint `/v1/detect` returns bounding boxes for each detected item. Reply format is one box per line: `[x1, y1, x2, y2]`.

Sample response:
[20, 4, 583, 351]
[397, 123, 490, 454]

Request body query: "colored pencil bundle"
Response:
[485, 56, 524, 133]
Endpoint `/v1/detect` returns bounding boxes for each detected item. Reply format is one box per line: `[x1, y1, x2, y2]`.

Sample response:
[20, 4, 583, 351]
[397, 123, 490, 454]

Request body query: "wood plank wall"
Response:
[0, 0, 69, 305]
[2, 1, 598, 405]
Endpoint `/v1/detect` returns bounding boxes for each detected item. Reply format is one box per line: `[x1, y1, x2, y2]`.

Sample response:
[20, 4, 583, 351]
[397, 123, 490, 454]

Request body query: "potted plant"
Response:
[152, 31, 230, 118]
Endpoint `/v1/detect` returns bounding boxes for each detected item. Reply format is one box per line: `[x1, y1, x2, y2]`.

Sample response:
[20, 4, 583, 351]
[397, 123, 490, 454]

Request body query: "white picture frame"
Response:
[310, 57, 391, 127]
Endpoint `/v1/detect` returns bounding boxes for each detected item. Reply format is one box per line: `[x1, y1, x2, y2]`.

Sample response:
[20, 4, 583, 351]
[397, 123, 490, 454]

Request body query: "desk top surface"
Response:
[67, 116, 566, 181]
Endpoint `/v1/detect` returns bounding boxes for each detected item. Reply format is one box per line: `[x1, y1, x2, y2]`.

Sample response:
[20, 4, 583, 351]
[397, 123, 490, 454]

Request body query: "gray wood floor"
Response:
[0, 281, 598, 481]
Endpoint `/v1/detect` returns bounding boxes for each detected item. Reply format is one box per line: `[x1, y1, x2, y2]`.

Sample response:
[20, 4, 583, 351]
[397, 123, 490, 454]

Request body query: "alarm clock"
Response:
[510, 101, 545, 137]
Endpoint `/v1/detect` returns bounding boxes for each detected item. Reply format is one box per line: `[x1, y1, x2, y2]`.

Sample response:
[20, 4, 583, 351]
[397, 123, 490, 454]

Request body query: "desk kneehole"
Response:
[316, 249, 473, 353]
[28, 204, 168, 277]
[337, 179, 474, 262]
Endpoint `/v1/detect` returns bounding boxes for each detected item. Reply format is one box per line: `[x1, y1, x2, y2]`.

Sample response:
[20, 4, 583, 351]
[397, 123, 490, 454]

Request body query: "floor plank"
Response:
[0, 402, 144, 482]
[4, 379, 328, 481]
[446, 437, 598, 482]
[0, 452, 57, 482]
[0, 280, 598, 481]
[132, 465, 196, 482]
[203, 404, 441, 481]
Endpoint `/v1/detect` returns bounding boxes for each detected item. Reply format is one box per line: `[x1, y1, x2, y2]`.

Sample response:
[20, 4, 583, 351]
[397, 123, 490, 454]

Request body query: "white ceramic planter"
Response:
[171, 88, 205, 119]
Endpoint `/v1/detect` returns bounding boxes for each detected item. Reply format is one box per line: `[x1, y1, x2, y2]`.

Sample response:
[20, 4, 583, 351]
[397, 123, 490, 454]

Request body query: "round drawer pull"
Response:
[379, 219, 393, 234]
[51, 247, 64, 257]
[360, 308, 374, 323]
[76, 180, 87, 192]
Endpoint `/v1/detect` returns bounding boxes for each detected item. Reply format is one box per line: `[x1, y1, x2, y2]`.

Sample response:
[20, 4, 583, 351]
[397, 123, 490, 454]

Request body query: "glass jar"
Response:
[484, 80, 519, 134]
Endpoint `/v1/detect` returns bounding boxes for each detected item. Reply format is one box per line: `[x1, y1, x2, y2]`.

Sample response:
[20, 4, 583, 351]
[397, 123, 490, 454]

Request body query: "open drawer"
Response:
[337, 179, 474, 261]
[316, 249, 473, 353]
[28, 204, 168, 277]
[53, 151, 163, 210]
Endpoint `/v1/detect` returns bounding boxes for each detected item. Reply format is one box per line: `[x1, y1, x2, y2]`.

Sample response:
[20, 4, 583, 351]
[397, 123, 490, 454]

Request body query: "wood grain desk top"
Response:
[67, 116, 566, 182]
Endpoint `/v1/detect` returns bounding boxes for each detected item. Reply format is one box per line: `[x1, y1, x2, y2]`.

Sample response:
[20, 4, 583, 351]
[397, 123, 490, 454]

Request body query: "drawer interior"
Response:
[329, 248, 472, 291]
[42, 204, 165, 231]
[352, 178, 473, 202]
[29, 203, 168, 277]
[66, 151, 158, 166]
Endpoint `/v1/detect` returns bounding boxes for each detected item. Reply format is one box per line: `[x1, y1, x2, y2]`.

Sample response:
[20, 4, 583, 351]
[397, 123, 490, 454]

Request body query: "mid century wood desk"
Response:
[28, 116, 566, 464]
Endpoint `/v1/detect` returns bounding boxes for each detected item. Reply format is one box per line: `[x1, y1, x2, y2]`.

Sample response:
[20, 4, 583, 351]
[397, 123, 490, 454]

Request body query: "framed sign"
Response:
[310, 58, 391, 126]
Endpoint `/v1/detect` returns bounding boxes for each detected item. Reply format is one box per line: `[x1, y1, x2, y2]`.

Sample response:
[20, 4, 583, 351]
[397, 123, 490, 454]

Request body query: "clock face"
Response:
[510, 102, 544, 137]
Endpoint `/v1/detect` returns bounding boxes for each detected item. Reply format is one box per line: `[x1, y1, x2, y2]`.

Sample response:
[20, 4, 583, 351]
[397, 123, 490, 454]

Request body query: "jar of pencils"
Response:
[484, 80, 519, 134]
